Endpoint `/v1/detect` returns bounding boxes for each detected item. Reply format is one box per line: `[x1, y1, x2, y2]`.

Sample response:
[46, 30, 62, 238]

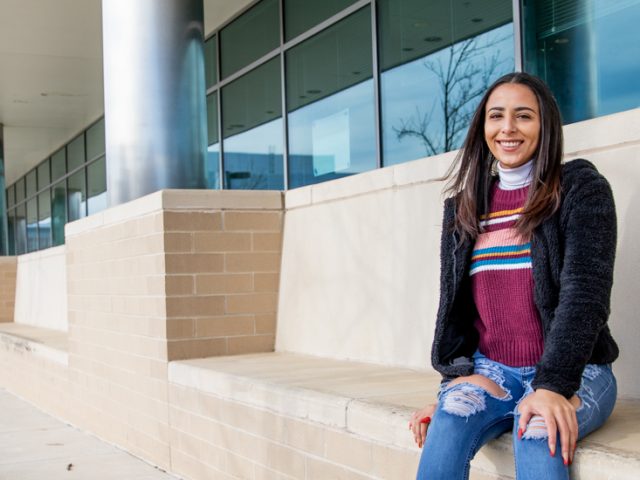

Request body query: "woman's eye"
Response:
[489, 113, 502, 119]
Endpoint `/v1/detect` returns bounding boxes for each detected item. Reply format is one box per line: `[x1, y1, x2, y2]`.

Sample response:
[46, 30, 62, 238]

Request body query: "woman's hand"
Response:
[517, 388, 581, 465]
[409, 403, 437, 448]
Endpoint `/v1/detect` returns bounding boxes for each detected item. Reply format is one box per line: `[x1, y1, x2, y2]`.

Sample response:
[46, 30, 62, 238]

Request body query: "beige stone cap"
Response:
[12, 245, 65, 263]
[169, 352, 640, 479]
[286, 107, 640, 210]
[0, 257, 18, 264]
[0, 323, 68, 365]
[66, 189, 284, 237]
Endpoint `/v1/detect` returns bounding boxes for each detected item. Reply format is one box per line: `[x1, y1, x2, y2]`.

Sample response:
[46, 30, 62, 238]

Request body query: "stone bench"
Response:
[168, 352, 640, 480]
[0, 323, 68, 365]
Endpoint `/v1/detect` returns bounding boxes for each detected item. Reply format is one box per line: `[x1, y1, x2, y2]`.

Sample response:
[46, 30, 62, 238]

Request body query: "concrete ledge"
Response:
[0, 323, 68, 365]
[169, 352, 640, 480]
[66, 189, 284, 237]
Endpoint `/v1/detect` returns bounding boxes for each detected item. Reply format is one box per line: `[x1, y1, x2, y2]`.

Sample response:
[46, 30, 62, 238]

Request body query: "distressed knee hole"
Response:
[449, 374, 510, 400]
[522, 415, 548, 440]
[441, 384, 487, 417]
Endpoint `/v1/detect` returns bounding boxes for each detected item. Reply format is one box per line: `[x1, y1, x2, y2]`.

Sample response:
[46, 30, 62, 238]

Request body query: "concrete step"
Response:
[169, 352, 640, 480]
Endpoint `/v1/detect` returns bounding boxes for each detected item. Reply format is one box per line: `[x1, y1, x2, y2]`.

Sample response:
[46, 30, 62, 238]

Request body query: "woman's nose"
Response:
[501, 118, 516, 133]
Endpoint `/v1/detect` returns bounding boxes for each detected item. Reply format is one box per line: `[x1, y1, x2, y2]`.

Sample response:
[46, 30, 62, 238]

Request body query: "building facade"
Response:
[2, 0, 639, 255]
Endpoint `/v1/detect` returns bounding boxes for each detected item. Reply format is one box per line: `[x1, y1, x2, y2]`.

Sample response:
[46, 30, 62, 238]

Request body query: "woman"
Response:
[410, 72, 619, 480]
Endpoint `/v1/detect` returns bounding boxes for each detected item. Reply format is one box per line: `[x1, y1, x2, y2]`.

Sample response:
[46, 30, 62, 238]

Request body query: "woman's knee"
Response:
[440, 375, 511, 418]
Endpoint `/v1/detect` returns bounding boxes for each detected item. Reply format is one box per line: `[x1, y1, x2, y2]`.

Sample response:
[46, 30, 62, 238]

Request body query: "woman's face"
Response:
[484, 83, 541, 169]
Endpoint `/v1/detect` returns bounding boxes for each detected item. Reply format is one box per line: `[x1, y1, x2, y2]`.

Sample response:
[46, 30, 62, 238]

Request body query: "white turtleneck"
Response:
[497, 159, 534, 190]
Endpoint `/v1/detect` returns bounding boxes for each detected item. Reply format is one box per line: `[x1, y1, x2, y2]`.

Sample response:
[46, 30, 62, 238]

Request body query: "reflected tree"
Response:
[394, 34, 510, 156]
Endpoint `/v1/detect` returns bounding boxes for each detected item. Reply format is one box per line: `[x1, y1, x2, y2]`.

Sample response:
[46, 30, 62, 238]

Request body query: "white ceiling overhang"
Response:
[0, 0, 251, 186]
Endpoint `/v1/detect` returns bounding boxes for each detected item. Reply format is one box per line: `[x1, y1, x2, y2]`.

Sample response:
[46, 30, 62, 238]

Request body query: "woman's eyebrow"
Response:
[486, 106, 537, 112]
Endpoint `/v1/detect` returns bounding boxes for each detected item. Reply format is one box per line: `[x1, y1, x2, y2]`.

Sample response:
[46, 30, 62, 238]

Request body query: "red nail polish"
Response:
[420, 416, 431, 424]
[564, 458, 568, 466]
[550, 449, 555, 457]
[517, 428, 523, 439]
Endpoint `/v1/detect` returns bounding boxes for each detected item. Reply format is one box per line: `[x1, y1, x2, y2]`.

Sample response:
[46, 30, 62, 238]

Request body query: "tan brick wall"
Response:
[66, 210, 171, 468]
[62, 190, 284, 468]
[0, 257, 17, 322]
[164, 209, 283, 361]
[168, 383, 420, 480]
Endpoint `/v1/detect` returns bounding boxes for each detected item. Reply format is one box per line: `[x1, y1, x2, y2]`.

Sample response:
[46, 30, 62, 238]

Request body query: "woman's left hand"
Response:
[517, 388, 581, 465]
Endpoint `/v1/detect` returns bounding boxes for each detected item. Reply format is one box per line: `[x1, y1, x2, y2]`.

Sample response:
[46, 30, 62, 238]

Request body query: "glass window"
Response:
[87, 157, 107, 215]
[378, 0, 514, 166]
[15, 178, 25, 204]
[51, 148, 66, 182]
[67, 134, 85, 171]
[67, 168, 87, 222]
[285, 0, 358, 41]
[7, 185, 14, 208]
[87, 118, 105, 161]
[37, 160, 50, 190]
[26, 170, 37, 198]
[38, 190, 51, 249]
[51, 180, 66, 247]
[220, 0, 280, 79]
[523, 0, 640, 124]
[205, 35, 218, 88]
[7, 209, 15, 255]
[206, 93, 221, 189]
[15, 204, 27, 255]
[26, 198, 38, 252]
[222, 57, 284, 190]
[286, 6, 376, 188]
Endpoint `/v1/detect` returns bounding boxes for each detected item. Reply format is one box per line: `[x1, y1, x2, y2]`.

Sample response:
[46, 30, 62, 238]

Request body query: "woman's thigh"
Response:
[417, 358, 523, 480]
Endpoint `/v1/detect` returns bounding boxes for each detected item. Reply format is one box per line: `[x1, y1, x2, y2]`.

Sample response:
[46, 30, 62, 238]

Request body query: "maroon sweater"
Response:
[470, 183, 544, 366]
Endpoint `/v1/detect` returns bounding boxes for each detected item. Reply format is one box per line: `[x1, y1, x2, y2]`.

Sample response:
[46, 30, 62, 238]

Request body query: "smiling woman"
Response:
[411, 72, 619, 480]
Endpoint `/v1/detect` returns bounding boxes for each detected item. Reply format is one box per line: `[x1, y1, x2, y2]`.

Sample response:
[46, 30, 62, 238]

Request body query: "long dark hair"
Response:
[443, 72, 563, 241]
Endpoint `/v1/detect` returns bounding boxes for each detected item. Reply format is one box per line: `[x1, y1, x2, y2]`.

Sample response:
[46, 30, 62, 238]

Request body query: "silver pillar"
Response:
[0, 125, 7, 255]
[102, 0, 206, 206]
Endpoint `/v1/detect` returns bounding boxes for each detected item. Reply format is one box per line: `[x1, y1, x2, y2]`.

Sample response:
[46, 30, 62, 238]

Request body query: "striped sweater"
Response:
[470, 183, 544, 366]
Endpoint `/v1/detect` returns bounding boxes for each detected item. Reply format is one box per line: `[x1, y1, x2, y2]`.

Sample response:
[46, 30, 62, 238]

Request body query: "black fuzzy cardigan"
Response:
[431, 159, 619, 398]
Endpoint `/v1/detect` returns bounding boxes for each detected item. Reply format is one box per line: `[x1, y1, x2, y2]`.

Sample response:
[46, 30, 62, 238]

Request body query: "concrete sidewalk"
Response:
[0, 388, 179, 480]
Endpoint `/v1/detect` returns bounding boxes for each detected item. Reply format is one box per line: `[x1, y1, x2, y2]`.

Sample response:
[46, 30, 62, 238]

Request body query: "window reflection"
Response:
[286, 6, 376, 188]
[87, 157, 107, 215]
[67, 169, 86, 222]
[26, 198, 38, 253]
[222, 57, 283, 190]
[378, 0, 513, 166]
[38, 191, 51, 249]
[523, 0, 640, 124]
[15, 204, 26, 255]
[220, 0, 279, 79]
[284, 0, 358, 41]
[7, 210, 15, 255]
[51, 181, 66, 246]
[224, 119, 284, 189]
[206, 93, 221, 189]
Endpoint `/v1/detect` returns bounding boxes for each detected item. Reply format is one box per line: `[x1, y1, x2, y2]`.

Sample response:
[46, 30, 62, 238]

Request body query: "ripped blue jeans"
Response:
[416, 352, 617, 480]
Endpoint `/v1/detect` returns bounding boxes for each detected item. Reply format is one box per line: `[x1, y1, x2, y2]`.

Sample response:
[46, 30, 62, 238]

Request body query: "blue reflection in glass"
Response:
[27, 198, 38, 252]
[38, 191, 51, 249]
[223, 119, 284, 190]
[381, 23, 514, 166]
[15, 205, 26, 255]
[288, 80, 376, 189]
[206, 143, 221, 189]
[525, 1, 640, 123]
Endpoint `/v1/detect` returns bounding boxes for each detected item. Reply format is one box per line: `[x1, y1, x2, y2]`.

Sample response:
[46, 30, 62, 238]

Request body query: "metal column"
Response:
[102, 0, 207, 206]
[0, 125, 7, 255]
